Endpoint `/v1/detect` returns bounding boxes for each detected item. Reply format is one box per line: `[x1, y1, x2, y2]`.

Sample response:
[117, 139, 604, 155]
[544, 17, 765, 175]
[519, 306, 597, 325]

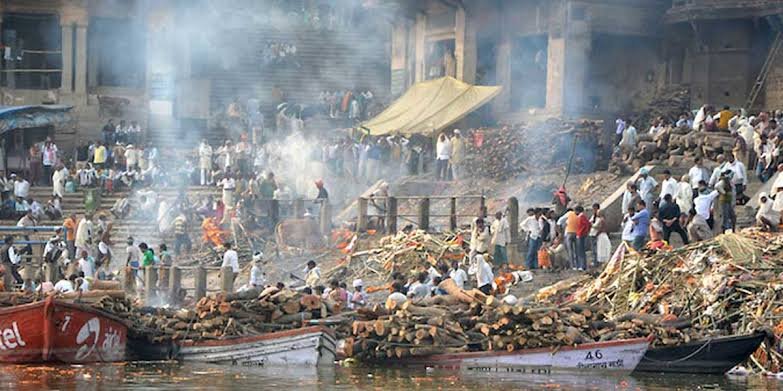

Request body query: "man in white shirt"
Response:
[694, 182, 720, 221]
[619, 124, 638, 151]
[242, 252, 265, 291]
[636, 168, 658, 209]
[756, 192, 778, 232]
[449, 260, 468, 290]
[54, 274, 77, 293]
[77, 250, 95, 279]
[726, 153, 748, 203]
[198, 140, 214, 186]
[468, 254, 494, 295]
[75, 215, 93, 257]
[659, 169, 678, 201]
[621, 183, 640, 216]
[219, 175, 236, 208]
[470, 218, 490, 257]
[435, 133, 452, 181]
[221, 242, 239, 280]
[490, 212, 509, 267]
[520, 208, 542, 270]
[13, 176, 29, 199]
[688, 158, 710, 196]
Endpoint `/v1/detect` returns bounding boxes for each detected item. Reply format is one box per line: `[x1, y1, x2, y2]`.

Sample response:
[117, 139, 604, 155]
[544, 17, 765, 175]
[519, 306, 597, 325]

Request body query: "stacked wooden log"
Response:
[463, 119, 605, 180]
[344, 279, 689, 360]
[630, 86, 691, 130]
[613, 127, 735, 173]
[93, 286, 347, 343]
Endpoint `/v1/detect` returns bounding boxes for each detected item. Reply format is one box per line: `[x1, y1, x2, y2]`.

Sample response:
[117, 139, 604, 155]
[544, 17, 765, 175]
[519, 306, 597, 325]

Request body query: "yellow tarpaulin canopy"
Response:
[361, 76, 502, 136]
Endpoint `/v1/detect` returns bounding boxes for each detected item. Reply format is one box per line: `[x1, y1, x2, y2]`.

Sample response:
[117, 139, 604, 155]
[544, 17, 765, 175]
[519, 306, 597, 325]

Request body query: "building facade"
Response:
[389, 0, 783, 121]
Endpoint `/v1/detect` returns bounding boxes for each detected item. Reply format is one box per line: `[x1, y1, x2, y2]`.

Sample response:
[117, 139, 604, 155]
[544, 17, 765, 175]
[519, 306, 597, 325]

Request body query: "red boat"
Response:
[0, 297, 127, 363]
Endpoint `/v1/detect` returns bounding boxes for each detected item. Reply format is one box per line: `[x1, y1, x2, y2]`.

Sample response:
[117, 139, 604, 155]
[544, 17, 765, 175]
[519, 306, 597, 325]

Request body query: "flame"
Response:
[201, 217, 226, 247]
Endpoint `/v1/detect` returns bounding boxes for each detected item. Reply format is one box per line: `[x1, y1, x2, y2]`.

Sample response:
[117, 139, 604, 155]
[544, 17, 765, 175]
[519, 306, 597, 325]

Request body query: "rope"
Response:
[640, 338, 713, 364]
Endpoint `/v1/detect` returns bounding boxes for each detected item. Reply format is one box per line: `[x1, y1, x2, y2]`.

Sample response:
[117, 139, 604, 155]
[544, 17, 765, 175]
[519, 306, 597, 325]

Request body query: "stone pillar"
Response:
[87, 29, 98, 89]
[357, 197, 368, 232]
[545, 1, 591, 116]
[418, 198, 430, 231]
[414, 13, 426, 83]
[74, 23, 88, 95]
[144, 266, 157, 303]
[391, 21, 409, 96]
[194, 266, 207, 300]
[168, 266, 182, 300]
[455, 5, 477, 84]
[494, 30, 512, 113]
[60, 24, 74, 93]
[386, 196, 398, 234]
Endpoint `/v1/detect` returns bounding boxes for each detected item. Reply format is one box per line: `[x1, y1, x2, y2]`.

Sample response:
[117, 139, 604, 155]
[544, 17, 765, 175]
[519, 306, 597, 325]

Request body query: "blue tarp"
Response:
[0, 105, 73, 134]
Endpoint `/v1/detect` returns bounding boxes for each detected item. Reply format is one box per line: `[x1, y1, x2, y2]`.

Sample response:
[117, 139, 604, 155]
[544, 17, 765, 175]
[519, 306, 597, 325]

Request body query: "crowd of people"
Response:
[618, 106, 783, 237]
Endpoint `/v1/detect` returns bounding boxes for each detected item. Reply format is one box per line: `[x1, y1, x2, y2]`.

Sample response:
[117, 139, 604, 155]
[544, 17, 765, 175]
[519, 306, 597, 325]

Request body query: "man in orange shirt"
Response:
[575, 206, 591, 271]
[63, 213, 78, 260]
[717, 106, 733, 131]
[559, 208, 579, 270]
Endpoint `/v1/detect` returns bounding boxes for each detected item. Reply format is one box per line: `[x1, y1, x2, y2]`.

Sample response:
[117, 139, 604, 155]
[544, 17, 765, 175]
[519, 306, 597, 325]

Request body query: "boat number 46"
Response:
[584, 350, 603, 360]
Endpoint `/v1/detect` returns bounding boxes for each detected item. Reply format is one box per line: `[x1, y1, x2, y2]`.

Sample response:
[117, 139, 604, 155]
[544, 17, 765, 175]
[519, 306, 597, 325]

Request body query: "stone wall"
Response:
[765, 60, 783, 109]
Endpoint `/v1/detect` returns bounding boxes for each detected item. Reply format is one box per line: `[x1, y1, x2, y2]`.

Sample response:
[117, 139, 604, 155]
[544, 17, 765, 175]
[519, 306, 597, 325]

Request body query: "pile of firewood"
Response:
[324, 229, 466, 285]
[345, 279, 690, 360]
[94, 286, 346, 343]
[630, 86, 691, 130]
[463, 119, 606, 180]
[538, 231, 783, 373]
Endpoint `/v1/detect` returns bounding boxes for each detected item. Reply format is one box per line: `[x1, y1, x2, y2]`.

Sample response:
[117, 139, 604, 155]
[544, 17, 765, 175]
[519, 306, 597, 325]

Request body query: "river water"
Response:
[0, 362, 780, 390]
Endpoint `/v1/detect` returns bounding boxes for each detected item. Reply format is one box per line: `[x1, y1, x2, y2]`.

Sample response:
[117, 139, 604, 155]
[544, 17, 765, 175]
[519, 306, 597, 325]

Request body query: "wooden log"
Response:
[400, 301, 448, 317]
[374, 320, 389, 336]
[275, 311, 312, 324]
[224, 289, 260, 301]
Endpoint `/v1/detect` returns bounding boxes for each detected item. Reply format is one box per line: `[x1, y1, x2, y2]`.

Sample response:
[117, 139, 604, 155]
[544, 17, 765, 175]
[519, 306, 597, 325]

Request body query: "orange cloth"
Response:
[63, 217, 77, 241]
[538, 248, 551, 269]
[564, 211, 578, 234]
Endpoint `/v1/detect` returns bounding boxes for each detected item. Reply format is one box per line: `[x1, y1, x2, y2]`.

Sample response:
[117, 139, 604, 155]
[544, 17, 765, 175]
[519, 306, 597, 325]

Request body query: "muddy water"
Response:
[0, 362, 779, 390]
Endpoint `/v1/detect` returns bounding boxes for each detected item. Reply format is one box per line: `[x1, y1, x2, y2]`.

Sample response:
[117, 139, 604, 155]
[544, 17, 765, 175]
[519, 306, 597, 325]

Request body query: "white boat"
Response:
[176, 326, 337, 366]
[386, 337, 651, 376]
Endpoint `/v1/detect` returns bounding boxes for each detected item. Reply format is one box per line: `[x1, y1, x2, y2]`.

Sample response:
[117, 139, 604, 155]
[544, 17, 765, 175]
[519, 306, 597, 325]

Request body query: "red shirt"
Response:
[576, 213, 591, 238]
